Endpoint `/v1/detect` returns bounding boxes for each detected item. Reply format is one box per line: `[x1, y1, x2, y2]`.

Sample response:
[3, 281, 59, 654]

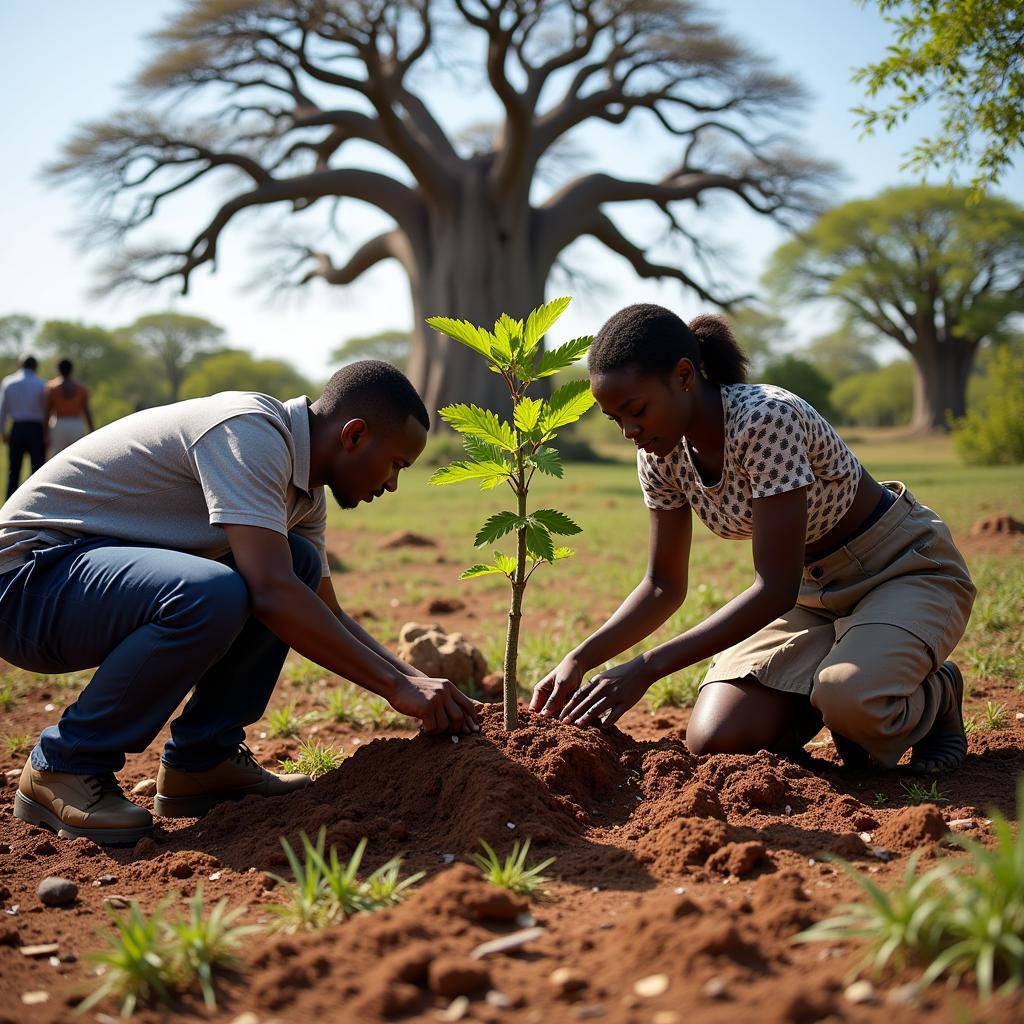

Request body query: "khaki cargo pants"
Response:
[702, 483, 976, 767]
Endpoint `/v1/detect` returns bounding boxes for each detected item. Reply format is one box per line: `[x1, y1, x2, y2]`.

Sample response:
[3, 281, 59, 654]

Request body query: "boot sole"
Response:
[154, 785, 289, 818]
[13, 792, 152, 846]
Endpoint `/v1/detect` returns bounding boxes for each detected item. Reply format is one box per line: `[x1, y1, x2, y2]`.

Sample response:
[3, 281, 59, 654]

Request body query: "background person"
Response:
[45, 358, 94, 456]
[0, 360, 479, 845]
[0, 354, 47, 498]
[532, 304, 975, 776]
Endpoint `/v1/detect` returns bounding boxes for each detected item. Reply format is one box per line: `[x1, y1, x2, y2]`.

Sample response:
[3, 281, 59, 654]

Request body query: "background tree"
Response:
[118, 313, 224, 402]
[726, 305, 787, 377]
[331, 329, 410, 372]
[0, 314, 36, 370]
[854, 0, 1024, 194]
[758, 354, 835, 422]
[803, 326, 880, 384]
[830, 359, 913, 428]
[766, 185, 1024, 432]
[181, 350, 315, 401]
[47, 0, 832, 419]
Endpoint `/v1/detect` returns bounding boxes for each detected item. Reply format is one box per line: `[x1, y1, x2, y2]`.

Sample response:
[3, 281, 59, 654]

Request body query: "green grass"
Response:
[646, 670, 701, 710]
[900, 779, 951, 806]
[472, 838, 556, 900]
[2, 733, 32, 757]
[264, 702, 306, 739]
[268, 830, 423, 932]
[278, 739, 346, 779]
[796, 779, 1024, 999]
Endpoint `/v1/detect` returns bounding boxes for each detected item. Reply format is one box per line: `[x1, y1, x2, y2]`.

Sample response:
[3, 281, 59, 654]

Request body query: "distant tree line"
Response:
[0, 312, 315, 427]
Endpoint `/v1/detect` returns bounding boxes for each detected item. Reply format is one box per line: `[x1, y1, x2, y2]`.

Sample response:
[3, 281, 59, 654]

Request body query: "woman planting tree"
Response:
[531, 304, 975, 773]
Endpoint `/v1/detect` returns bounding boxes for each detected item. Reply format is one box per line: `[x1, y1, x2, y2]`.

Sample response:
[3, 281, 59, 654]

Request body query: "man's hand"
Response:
[530, 656, 584, 717]
[389, 675, 481, 735]
[558, 658, 653, 727]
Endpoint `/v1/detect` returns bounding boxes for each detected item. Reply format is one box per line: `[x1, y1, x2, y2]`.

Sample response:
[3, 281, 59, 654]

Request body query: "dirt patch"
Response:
[377, 530, 437, 549]
[873, 803, 949, 852]
[969, 513, 1023, 536]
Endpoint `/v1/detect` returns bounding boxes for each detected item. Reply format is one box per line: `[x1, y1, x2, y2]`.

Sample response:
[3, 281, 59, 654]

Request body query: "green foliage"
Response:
[853, 1, 1024, 194]
[330, 329, 409, 372]
[759, 355, 836, 421]
[278, 739, 346, 779]
[900, 779, 950, 806]
[265, 702, 304, 738]
[766, 186, 1024, 429]
[0, 684, 20, 712]
[181, 350, 314, 403]
[952, 347, 1024, 465]
[268, 830, 422, 932]
[78, 888, 255, 1017]
[323, 684, 363, 724]
[427, 298, 594, 727]
[118, 313, 223, 402]
[804, 327, 880, 384]
[2, 733, 32, 757]
[983, 701, 1009, 730]
[472, 838, 556, 899]
[797, 779, 1024, 998]
[645, 673, 700, 710]
[831, 360, 913, 427]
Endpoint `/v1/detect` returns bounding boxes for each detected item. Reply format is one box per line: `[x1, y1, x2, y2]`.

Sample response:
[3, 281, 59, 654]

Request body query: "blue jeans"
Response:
[0, 533, 322, 773]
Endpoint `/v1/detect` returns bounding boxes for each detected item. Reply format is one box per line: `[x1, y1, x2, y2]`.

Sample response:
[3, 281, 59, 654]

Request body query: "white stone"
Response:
[844, 980, 876, 1005]
[633, 974, 669, 998]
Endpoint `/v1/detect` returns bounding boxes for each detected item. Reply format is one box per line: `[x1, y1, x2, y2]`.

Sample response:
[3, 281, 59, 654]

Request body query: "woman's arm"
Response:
[81, 390, 94, 432]
[560, 486, 808, 726]
[531, 504, 692, 715]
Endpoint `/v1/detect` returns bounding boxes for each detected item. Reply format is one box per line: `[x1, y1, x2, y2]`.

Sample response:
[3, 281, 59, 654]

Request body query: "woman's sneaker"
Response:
[154, 743, 310, 818]
[14, 761, 152, 844]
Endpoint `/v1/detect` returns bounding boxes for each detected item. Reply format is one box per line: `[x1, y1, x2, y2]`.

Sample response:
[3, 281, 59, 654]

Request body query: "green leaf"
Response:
[460, 563, 506, 579]
[439, 404, 516, 452]
[528, 446, 563, 478]
[530, 508, 581, 536]
[475, 510, 526, 547]
[426, 316, 492, 359]
[525, 522, 554, 562]
[514, 396, 543, 432]
[539, 379, 596, 435]
[429, 460, 512, 487]
[552, 546, 574, 560]
[533, 335, 592, 379]
[494, 314, 523, 361]
[463, 436, 508, 465]
[524, 297, 571, 354]
[494, 552, 517, 575]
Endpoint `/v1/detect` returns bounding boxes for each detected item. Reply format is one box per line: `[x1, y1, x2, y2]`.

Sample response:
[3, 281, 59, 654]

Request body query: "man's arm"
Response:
[316, 576, 427, 678]
[224, 524, 479, 734]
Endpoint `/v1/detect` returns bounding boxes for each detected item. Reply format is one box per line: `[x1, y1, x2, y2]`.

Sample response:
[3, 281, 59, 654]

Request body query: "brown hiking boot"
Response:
[154, 744, 310, 818]
[14, 761, 152, 844]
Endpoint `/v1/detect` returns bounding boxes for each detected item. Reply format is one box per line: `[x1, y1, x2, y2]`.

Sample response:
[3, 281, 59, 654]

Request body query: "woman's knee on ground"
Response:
[685, 678, 795, 756]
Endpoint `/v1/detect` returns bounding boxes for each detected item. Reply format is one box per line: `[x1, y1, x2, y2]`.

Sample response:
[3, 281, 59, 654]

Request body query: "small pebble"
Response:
[20, 943, 59, 958]
[946, 818, 976, 832]
[451, 736, 459, 744]
[471, 926, 545, 959]
[37, 877, 78, 907]
[44, 702, 56, 711]
[104, 895, 131, 909]
[441, 853, 456, 865]
[209, 871, 222, 881]
[844, 980, 876, 1005]
[131, 778, 157, 797]
[702, 976, 728, 999]
[506, 821, 516, 830]
[21, 991, 49, 1005]
[436, 995, 470, 1022]
[633, 974, 669, 998]
[92, 875, 117, 887]
[485, 990, 514, 1009]
[229, 1014, 261, 1024]
[575, 1007, 605, 1019]
[549, 966, 588, 997]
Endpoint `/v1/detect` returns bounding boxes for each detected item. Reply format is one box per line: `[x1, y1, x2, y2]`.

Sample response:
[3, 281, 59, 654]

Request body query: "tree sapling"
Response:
[427, 298, 595, 728]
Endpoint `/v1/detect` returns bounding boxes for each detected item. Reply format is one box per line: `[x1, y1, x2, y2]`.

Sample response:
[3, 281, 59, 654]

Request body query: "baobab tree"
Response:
[49, 0, 831, 415]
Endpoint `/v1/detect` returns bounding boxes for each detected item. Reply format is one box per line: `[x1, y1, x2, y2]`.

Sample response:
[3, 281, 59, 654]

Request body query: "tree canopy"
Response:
[854, 0, 1024, 194]
[47, 0, 834, 417]
[765, 185, 1024, 432]
[118, 313, 224, 402]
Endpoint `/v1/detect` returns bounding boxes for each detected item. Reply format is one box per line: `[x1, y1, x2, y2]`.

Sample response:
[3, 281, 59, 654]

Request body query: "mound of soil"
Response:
[378, 530, 437, 549]
[969, 514, 1023, 536]
[873, 803, 949, 852]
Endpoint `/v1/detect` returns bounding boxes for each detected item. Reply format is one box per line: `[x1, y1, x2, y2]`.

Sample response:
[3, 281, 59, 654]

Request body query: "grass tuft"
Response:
[900, 779, 950, 806]
[472, 838, 555, 900]
[278, 739, 346, 779]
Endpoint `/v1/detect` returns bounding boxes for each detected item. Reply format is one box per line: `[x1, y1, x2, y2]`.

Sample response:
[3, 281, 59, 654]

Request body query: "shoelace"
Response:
[230, 743, 261, 770]
[82, 772, 124, 809]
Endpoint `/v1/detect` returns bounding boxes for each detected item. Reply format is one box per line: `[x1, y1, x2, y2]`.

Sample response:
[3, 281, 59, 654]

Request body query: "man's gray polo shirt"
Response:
[0, 392, 328, 577]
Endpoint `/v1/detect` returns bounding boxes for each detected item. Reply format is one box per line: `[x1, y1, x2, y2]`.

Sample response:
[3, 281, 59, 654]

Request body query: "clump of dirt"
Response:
[378, 530, 437, 549]
[706, 840, 766, 877]
[969, 514, 1023, 536]
[874, 803, 949, 851]
[691, 752, 792, 813]
[192, 709, 638, 874]
[636, 817, 728, 876]
[427, 597, 465, 614]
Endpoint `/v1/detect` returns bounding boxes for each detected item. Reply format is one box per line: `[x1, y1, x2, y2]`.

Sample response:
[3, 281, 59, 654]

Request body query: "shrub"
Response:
[952, 347, 1024, 465]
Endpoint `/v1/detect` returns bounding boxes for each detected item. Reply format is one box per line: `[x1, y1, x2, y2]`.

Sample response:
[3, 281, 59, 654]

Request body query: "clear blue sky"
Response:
[1, 1, 1019, 380]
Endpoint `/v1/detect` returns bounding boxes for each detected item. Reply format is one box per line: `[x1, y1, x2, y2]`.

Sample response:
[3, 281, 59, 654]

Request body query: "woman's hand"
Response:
[530, 656, 584, 717]
[558, 658, 653, 727]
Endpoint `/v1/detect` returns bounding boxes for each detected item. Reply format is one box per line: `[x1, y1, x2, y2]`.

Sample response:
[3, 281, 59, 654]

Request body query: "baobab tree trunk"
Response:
[405, 161, 549, 423]
[908, 337, 977, 433]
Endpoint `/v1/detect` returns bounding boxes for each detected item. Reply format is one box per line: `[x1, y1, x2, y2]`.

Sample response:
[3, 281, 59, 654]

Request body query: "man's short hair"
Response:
[21, 355, 38, 371]
[313, 360, 429, 431]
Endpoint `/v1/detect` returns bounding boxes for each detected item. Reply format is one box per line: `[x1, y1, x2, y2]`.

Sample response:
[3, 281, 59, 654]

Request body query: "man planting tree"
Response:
[0, 360, 479, 844]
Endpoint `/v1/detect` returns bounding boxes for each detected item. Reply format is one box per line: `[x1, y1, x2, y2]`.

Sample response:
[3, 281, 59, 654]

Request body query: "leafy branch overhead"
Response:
[427, 296, 594, 728]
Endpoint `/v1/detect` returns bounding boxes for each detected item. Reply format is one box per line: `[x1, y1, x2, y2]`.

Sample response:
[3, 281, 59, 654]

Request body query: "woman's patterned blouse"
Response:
[637, 383, 862, 542]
